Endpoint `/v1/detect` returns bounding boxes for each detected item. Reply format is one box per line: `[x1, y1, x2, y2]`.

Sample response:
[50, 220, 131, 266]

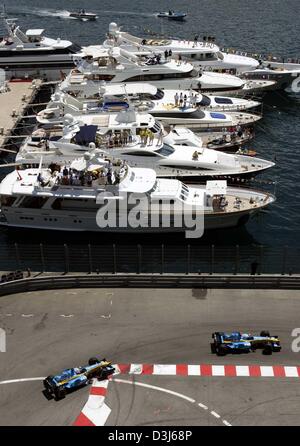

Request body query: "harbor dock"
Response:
[0, 80, 42, 154]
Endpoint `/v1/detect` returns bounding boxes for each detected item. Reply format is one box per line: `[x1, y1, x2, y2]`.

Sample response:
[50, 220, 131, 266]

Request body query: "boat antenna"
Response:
[37, 155, 43, 179]
[123, 83, 131, 106]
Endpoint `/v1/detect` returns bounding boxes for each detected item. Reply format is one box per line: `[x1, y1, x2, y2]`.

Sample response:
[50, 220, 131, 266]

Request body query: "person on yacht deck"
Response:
[220, 195, 228, 210]
[145, 129, 150, 145]
[142, 129, 148, 146]
[107, 134, 113, 148]
[156, 128, 164, 146]
[140, 129, 145, 145]
[149, 130, 154, 146]
[122, 129, 128, 145]
[37, 172, 45, 187]
[183, 94, 187, 108]
[107, 163, 113, 185]
[174, 92, 179, 106]
[192, 93, 198, 108]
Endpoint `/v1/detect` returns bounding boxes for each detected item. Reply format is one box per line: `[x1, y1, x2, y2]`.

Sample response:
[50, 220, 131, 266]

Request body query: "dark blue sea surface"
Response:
[0, 1, 300, 269]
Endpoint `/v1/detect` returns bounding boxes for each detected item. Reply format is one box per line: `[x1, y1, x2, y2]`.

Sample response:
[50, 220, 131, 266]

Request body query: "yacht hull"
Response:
[0, 206, 265, 233]
[152, 114, 260, 130]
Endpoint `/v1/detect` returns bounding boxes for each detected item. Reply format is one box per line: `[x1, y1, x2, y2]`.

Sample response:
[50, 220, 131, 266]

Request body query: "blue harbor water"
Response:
[0, 0, 300, 271]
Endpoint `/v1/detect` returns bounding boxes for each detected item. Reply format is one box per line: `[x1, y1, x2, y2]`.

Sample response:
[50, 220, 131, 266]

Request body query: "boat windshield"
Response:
[214, 97, 233, 104]
[179, 183, 189, 201]
[155, 144, 175, 156]
[198, 95, 211, 106]
[152, 88, 165, 100]
[149, 121, 162, 133]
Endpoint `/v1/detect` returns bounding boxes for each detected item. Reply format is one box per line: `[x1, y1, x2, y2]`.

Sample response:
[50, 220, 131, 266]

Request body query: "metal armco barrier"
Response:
[1, 273, 300, 296]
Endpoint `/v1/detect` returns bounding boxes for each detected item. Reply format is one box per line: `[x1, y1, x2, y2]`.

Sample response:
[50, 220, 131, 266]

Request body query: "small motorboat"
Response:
[69, 10, 98, 21]
[157, 10, 187, 21]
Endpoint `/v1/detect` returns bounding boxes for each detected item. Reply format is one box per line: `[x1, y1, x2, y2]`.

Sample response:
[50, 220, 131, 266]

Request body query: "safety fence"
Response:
[1, 242, 299, 275]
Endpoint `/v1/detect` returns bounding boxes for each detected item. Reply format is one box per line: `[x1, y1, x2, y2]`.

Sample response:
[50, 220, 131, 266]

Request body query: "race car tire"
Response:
[210, 343, 217, 354]
[96, 370, 107, 381]
[260, 331, 270, 337]
[272, 346, 281, 352]
[43, 376, 55, 393]
[262, 343, 273, 355]
[54, 388, 66, 401]
[216, 345, 227, 356]
[88, 357, 100, 366]
[43, 375, 54, 386]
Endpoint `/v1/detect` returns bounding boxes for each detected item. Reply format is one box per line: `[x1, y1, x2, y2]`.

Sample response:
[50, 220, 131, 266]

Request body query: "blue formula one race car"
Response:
[43, 357, 115, 400]
[211, 331, 281, 356]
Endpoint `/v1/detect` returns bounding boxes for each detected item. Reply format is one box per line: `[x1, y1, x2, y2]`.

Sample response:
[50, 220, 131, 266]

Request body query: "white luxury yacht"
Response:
[0, 14, 80, 80]
[0, 161, 275, 233]
[39, 82, 260, 121]
[67, 46, 275, 95]
[17, 109, 274, 180]
[104, 23, 299, 91]
[242, 63, 300, 91]
[104, 23, 260, 74]
[37, 88, 261, 131]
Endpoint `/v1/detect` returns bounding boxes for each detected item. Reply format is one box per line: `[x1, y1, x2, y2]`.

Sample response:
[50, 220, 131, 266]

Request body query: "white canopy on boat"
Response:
[26, 29, 44, 37]
[206, 180, 227, 195]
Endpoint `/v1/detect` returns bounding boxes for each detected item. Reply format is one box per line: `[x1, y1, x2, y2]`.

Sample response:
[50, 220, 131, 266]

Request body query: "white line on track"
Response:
[114, 378, 196, 403]
[0, 377, 45, 385]
[113, 378, 230, 426]
[0, 376, 232, 426]
[198, 403, 208, 410]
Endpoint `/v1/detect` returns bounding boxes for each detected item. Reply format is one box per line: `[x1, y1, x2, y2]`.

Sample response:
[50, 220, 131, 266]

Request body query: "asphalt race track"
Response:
[1, 288, 300, 426]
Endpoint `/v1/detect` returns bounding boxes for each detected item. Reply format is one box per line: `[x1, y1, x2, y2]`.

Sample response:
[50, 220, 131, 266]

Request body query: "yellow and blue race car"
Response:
[43, 357, 115, 400]
[211, 331, 281, 356]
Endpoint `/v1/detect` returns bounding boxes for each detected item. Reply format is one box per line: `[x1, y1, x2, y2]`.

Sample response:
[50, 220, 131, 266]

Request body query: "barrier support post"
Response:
[113, 244, 116, 274]
[234, 245, 240, 275]
[64, 244, 69, 274]
[210, 245, 215, 275]
[137, 244, 142, 274]
[186, 244, 190, 275]
[88, 244, 93, 274]
[40, 243, 45, 273]
[161, 244, 164, 275]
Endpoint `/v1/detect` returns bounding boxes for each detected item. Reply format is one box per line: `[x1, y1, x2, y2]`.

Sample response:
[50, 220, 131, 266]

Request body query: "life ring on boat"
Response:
[291, 75, 300, 93]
